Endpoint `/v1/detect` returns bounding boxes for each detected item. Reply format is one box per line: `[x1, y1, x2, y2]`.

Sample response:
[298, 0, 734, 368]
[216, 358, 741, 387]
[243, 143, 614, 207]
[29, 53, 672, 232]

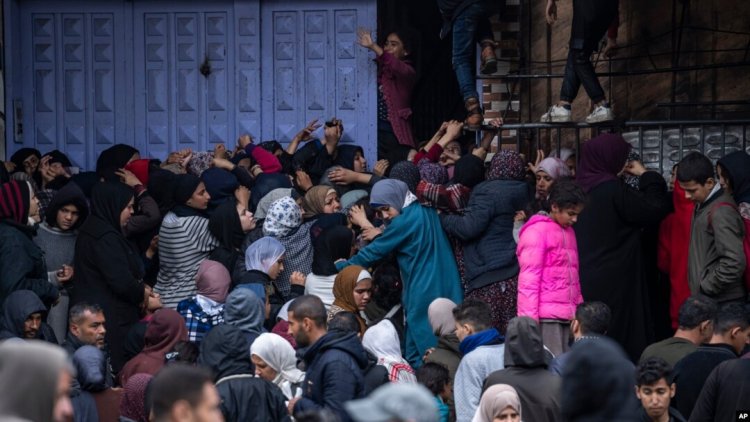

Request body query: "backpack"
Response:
[708, 202, 750, 292]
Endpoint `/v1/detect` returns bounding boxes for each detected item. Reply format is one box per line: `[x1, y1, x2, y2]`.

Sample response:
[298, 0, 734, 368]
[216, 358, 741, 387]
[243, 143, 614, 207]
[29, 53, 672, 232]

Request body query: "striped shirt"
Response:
[155, 212, 219, 308]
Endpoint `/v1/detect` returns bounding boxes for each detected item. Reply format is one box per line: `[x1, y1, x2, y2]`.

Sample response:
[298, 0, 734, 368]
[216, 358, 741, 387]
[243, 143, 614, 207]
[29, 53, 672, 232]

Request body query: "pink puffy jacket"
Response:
[516, 214, 583, 321]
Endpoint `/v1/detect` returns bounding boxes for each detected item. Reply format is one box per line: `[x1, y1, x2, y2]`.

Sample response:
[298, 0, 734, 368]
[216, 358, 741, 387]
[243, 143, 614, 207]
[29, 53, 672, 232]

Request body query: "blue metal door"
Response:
[260, 0, 377, 162]
[7, 0, 376, 169]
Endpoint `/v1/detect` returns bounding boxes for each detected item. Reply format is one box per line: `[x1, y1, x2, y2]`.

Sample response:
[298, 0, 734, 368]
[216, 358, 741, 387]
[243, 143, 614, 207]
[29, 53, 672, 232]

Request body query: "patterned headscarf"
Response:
[487, 150, 525, 181]
[390, 161, 420, 193]
[120, 374, 153, 422]
[263, 196, 302, 237]
[418, 159, 449, 185]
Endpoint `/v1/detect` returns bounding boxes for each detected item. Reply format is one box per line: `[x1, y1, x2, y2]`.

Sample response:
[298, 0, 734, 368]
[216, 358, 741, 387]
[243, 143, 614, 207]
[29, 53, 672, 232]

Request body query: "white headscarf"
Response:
[362, 320, 416, 383]
[245, 236, 286, 274]
[250, 333, 305, 396]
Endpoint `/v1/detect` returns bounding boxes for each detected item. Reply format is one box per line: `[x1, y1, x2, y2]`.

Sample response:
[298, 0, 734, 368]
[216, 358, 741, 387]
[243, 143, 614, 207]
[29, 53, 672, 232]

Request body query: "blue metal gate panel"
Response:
[8, 0, 375, 170]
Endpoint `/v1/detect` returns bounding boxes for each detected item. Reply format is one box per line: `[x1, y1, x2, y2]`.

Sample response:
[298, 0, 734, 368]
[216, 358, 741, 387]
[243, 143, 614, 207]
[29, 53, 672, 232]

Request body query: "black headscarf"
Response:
[148, 169, 178, 215]
[335, 145, 364, 171]
[91, 182, 134, 231]
[171, 174, 205, 217]
[208, 200, 244, 271]
[201, 168, 239, 212]
[718, 151, 750, 205]
[311, 225, 354, 276]
[259, 141, 283, 155]
[9, 148, 41, 174]
[70, 172, 100, 199]
[96, 144, 139, 181]
[44, 182, 89, 230]
[250, 173, 292, 212]
[44, 150, 72, 168]
[453, 154, 485, 188]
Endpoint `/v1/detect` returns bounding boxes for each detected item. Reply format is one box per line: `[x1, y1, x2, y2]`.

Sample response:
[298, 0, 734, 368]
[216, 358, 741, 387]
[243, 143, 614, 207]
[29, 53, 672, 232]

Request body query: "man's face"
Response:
[53, 369, 73, 422]
[56, 204, 80, 231]
[678, 179, 715, 204]
[287, 311, 311, 347]
[24, 312, 42, 339]
[635, 379, 675, 420]
[191, 383, 224, 422]
[71, 311, 107, 348]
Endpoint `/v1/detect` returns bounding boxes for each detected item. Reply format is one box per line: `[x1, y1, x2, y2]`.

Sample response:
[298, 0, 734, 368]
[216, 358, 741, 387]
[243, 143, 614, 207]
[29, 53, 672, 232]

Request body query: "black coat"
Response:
[440, 179, 529, 291]
[0, 221, 59, 312]
[294, 331, 369, 422]
[673, 343, 738, 419]
[199, 324, 291, 422]
[72, 214, 145, 373]
[689, 358, 750, 422]
[574, 173, 670, 361]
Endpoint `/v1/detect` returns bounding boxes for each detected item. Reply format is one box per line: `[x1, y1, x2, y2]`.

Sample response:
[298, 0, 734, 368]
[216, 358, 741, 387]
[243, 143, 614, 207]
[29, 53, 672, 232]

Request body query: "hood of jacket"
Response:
[302, 330, 369, 369]
[718, 150, 750, 204]
[224, 288, 265, 337]
[44, 182, 90, 230]
[199, 324, 254, 380]
[504, 317, 549, 368]
[1, 290, 47, 338]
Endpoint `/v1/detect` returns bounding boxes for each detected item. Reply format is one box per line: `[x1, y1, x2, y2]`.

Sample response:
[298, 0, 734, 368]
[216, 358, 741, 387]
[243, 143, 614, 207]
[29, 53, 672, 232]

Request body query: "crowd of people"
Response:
[1, 115, 749, 422]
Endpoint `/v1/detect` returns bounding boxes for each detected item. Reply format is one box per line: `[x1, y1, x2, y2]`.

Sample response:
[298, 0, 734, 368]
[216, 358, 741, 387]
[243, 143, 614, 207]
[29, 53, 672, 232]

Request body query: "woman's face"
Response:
[353, 151, 367, 173]
[324, 192, 341, 214]
[717, 164, 732, 194]
[23, 155, 40, 175]
[535, 170, 554, 199]
[353, 278, 372, 310]
[384, 33, 408, 60]
[376, 205, 400, 221]
[493, 407, 520, 422]
[28, 193, 41, 223]
[189, 182, 211, 210]
[120, 198, 135, 228]
[237, 203, 256, 232]
[267, 255, 285, 280]
[251, 354, 278, 382]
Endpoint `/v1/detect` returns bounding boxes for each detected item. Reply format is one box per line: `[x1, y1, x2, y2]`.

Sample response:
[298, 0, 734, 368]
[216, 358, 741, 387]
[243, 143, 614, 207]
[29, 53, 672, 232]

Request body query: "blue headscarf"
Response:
[370, 179, 411, 212]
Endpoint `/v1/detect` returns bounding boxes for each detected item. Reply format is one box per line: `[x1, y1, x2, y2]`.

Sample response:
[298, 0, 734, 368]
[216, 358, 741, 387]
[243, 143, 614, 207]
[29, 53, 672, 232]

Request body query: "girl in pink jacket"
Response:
[516, 178, 586, 357]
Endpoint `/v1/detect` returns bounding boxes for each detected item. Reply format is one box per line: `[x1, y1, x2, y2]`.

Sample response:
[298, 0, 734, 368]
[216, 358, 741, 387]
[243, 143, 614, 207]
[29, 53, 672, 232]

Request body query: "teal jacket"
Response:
[337, 203, 462, 365]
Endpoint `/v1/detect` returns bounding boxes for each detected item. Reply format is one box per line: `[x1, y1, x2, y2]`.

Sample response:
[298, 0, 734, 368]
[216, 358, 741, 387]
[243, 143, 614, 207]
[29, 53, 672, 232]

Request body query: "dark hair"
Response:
[383, 27, 420, 59]
[69, 303, 104, 325]
[372, 263, 403, 310]
[636, 357, 673, 386]
[548, 177, 586, 210]
[328, 311, 360, 334]
[150, 365, 214, 420]
[288, 295, 327, 328]
[677, 296, 718, 329]
[714, 303, 750, 334]
[716, 162, 735, 192]
[452, 299, 492, 332]
[575, 302, 611, 335]
[676, 152, 714, 185]
[165, 341, 200, 365]
[416, 362, 450, 396]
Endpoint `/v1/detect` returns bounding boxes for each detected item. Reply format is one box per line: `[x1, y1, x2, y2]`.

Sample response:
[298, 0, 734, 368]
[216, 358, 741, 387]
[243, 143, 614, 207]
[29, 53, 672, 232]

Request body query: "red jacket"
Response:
[377, 52, 416, 148]
[658, 183, 694, 329]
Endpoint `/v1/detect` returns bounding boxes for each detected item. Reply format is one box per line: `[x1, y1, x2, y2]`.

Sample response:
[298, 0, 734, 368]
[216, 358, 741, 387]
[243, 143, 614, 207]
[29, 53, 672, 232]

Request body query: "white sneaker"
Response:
[585, 105, 614, 123]
[540, 105, 572, 123]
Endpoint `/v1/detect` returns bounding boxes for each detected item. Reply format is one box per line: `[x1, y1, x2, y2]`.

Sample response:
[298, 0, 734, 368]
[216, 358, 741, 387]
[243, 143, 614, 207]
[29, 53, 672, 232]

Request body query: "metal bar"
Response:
[721, 124, 727, 157]
[656, 100, 750, 107]
[476, 61, 750, 80]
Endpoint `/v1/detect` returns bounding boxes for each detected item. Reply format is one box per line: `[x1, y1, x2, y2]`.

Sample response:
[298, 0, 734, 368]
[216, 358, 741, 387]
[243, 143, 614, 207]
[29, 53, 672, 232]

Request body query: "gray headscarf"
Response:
[0, 340, 71, 422]
[224, 288, 265, 337]
[370, 179, 416, 213]
[255, 188, 293, 219]
[428, 298, 457, 337]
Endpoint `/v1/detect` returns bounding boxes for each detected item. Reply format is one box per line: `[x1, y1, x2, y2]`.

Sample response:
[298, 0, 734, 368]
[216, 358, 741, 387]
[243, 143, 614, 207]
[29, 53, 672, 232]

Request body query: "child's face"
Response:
[440, 381, 453, 400]
[635, 379, 675, 420]
[550, 203, 584, 228]
[678, 179, 716, 204]
[717, 165, 732, 194]
[384, 33, 408, 60]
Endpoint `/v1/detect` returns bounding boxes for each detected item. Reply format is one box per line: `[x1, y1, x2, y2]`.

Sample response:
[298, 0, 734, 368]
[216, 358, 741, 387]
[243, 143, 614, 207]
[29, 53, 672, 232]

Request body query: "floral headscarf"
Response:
[487, 150, 525, 181]
[418, 159, 449, 185]
[263, 196, 302, 238]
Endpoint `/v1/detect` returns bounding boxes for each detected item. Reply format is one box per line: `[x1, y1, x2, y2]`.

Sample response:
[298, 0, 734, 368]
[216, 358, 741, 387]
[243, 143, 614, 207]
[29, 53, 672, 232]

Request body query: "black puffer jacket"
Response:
[293, 331, 369, 422]
[0, 221, 58, 312]
[199, 324, 291, 422]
